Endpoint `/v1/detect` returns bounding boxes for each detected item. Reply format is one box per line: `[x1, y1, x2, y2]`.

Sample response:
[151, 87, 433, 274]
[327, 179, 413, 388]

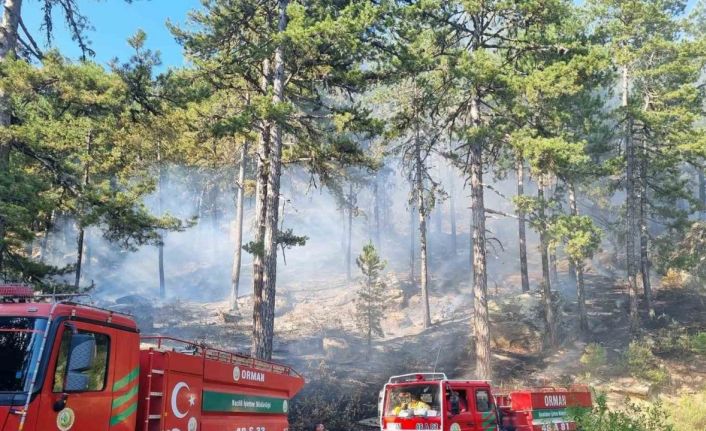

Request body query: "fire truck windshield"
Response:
[0, 317, 48, 393]
[385, 384, 441, 417]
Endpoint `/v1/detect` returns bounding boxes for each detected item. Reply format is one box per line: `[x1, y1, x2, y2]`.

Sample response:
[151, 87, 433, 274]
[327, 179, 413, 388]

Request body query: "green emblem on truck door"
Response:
[56, 407, 75, 431]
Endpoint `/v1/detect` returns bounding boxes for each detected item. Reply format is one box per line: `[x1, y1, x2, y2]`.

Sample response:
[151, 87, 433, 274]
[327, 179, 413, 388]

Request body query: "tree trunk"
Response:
[346, 182, 353, 282]
[158, 240, 165, 297]
[373, 177, 381, 249]
[258, 0, 288, 361]
[469, 214, 474, 275]
[639, 148, 653, 317]
[367, 277, 372, 353]
[623, 66, 640, 335]
[340, 207, 346, 260]
[516, 156, 530, 293]
[449, 169, 457, 256]
[415, 130, 431, 329]
[157, 141, 166, 298]
[75, 132, 91, 290]
[0, 0, 23, 274]
[699, 169, 705, 220]
[409, 182, 416, 282]
[470, 95, 491, 380]
[569, 183, 588, 334]
[231, 142, 248, 310]
[0, 0, 22, 68]
[549, 184, 559, 285]
[39, 210, 54, 263]
[539, 177, 556, 346]
[251, 58, 272, 358]
[74, 227, 84, 290]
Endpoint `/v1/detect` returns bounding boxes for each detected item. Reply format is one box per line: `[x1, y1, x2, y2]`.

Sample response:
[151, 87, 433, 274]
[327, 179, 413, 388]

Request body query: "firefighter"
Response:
[392, 392, 412, 415]
[392, 392, 431, 415]
[408, 393, 431, 411]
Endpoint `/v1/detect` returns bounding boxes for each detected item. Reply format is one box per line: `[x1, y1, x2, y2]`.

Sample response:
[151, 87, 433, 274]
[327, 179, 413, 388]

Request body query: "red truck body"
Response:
[379, 373, 591, 431]
[0, 288, 304, 431]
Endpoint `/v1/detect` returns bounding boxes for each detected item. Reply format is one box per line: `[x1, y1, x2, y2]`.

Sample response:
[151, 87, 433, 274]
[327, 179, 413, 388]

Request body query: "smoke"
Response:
[38, 156, 552, 304]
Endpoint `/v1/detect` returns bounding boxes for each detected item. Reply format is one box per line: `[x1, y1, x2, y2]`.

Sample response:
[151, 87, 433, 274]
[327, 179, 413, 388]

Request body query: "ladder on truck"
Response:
[141, 350, 166, 431]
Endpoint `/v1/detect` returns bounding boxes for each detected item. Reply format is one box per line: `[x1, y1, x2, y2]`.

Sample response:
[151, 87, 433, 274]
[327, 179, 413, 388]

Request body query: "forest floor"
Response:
[128, 258, 706, 429]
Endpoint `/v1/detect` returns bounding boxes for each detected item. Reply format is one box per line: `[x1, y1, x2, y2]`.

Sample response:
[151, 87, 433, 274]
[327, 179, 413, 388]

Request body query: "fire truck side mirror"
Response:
[64, 333, 96, 392]
[53, 393, 68, 412]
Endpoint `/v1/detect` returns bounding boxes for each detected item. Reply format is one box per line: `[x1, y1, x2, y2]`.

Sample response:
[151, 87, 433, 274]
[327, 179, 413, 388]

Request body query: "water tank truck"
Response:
[379, 373, 592, 431]
[0, 284, 304, 431]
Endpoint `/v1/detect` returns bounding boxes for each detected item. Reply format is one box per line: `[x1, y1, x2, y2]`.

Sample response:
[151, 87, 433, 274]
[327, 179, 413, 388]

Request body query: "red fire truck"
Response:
[379, 373, 592, 431]
[0, 285, 304, 431]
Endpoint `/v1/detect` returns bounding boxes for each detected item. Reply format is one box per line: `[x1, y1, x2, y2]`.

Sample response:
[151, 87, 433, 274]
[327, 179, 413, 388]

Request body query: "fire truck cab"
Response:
[379, 373, 498, 431]
[379, 373, 592, 431]
[0, 285, 304, 431]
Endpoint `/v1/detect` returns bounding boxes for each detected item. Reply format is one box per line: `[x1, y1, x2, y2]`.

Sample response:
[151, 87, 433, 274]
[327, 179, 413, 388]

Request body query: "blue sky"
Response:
[22, 0, 200, 70]
[22, 0, 701, 70]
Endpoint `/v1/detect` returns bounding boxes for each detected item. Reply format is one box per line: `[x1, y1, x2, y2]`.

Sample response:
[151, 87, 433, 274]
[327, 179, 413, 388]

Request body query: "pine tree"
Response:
[0, 0, 139, 279]
[354, 242, 387, 352]
[552, 193, 602, 334]
[587, 0, 706, 331]
[0, 52, 184, 286]
[379, 72, 441, 329]
[173, 0, 384, 359]
[507, 11, 611, 343]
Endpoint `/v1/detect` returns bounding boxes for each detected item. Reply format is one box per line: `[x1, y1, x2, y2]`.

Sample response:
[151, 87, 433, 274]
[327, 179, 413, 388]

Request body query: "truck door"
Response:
[36, 321, 115, 431]
[472, 388, 497, 431]
[445, 386, 476, 431]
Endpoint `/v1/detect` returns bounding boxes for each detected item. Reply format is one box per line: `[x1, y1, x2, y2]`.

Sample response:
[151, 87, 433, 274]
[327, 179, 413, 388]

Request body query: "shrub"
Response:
[624, 341, 670, 388]
[580, 343, 607, 374]
[660, 268, 688, 290]
[690, 332, 706, 355]
[651, 323, 690, 355]
[667, 388, 706, 431]
[572, 393, 673, 431]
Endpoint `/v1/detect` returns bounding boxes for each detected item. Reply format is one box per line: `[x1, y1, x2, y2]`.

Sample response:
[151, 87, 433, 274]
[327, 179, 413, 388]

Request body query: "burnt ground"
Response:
[134, 263, 706, 431]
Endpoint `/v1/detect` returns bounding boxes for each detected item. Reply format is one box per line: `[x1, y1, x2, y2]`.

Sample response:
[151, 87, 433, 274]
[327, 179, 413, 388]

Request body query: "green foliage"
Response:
[624, 341, 670, 387]
[580, 343, 608, 374]
[550, 214, 602, 262]
[355, 242, 387, 346]
[658, 222, 706, 287]
[514, 134, 589, 179]
[170, 0, 384, 188]
[651, 322, 694, 355]
[584, 0, 706, 266]
[0, 48, 185, 283]
[572, 393, 673, 431]
[666, 387, 706, 431]
[692, 332, 706, 355]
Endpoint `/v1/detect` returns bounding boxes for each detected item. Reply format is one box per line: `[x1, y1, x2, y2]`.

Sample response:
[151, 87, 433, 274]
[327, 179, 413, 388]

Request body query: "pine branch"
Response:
[58, 0, 95, 59]
[18, 17, 43, 60]
[10, 140, 81, 196]
[485, 208, 518, 219]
